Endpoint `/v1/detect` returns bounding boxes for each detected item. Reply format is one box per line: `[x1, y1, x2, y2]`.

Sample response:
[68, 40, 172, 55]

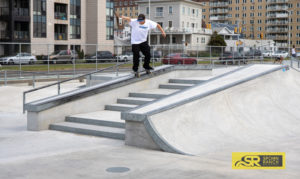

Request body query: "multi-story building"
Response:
[197, 0, 300, 50]
[0, 0, 31, 55]
[138, 0, 212, 51]
[0, 0, 114, 56]
[114, 0, 139, 18]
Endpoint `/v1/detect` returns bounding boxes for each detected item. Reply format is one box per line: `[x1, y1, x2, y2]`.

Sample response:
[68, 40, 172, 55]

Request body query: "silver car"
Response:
[0, 53, 37, 65]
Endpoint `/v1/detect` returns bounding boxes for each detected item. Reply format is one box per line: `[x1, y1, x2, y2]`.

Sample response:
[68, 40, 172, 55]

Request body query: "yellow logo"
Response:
[232, 152, 285, 169]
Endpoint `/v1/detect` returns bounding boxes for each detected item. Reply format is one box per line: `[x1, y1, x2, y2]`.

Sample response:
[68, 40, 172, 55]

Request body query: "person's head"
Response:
[137, 14, 146, 25]
[293, 45, 295, 48]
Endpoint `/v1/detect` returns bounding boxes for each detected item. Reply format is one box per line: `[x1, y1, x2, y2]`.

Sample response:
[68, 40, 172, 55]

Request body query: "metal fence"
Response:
[0, 42, 295, 86]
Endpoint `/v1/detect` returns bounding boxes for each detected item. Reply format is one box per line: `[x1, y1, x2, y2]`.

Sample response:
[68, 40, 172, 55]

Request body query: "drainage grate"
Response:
[106, 167, 130, 173]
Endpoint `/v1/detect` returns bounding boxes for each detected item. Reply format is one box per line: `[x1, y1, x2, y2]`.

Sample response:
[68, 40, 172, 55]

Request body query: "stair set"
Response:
[49, 78, 206, 140]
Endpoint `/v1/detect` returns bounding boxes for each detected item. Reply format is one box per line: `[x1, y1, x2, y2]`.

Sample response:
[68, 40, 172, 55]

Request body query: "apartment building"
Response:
[0, 0, 31, 55]
[0, 0, 114, 56]
[197, 0, 300, 50]
[114, 0, 139, 18]
[138, 0, 212, 51]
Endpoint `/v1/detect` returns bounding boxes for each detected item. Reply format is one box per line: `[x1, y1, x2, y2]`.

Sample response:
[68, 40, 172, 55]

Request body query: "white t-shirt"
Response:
[292, 48, 296, 55]
[129, 19, 158, 44]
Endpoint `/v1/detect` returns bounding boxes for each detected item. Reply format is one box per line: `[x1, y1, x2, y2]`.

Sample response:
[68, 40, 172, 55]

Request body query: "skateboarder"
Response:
[121, 14, 166, 76]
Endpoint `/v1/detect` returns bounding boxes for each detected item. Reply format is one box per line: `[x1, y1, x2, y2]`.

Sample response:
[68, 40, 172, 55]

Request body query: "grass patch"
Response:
[0, 62, 163, 72]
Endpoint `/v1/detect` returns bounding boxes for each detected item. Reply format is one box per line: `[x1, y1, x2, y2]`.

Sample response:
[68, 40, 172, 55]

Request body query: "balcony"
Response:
[267, 0, 289, 4]
[14, 8, 29, 16]
[55, 3, 68, 20]
[267, 13, 288, 18]
[55, 33, 67, 40]
[0, 7, 9, 16]
[14, 31, 29, 40]
[0, 30, 9, 40]
[55, 12, 68, 20]
[267, 6, 288, 11]
[210, 2, 229, 8]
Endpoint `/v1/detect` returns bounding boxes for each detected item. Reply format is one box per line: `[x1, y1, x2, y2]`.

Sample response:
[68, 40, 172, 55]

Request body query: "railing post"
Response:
[23, 92, 26, 114]
[96, 44, 98, 71]
[58, 83, 61, 95]
[210, 46, 212, 67]
[32, 73, 35, 88]
[88, 74, 91, 87]
[19, 44, 22, 78]
[116, 46, 119, 77]
[4, 70, 7, 86]
[47, 44, 50, 74]
[73, 45, 76, 77]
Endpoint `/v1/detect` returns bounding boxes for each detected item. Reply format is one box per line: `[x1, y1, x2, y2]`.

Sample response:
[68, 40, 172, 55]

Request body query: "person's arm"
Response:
[121, 15, 131, 23]
[157, 24, 166, 38]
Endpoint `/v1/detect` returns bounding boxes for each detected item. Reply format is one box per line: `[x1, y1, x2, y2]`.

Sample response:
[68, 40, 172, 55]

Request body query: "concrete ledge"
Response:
[25, 65, 174, 112]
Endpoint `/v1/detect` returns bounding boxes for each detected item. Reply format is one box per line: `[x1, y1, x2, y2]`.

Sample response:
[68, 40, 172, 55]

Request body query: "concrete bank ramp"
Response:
[123, 64, 300, 155]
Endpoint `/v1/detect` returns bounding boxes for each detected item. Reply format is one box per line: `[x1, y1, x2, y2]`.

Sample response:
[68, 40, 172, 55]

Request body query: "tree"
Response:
[208, 31, 227, 47]
[208, 31, 227, 53]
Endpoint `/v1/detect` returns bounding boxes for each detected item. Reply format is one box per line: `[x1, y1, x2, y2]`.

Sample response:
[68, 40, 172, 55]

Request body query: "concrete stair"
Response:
[49, 77, 194, 140]
[117, 97, 155, 105]
[105, 103, 138, 112]
[49, 122, 125, 140]
[66, 111, 124, 128]
[129, 89, 179, 99]
[159, 83, 194, 90]
[169, 79, 206, 84]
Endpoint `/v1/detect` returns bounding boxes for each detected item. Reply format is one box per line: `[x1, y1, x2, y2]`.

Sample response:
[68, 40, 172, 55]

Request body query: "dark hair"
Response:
[138, 14, 145, 21]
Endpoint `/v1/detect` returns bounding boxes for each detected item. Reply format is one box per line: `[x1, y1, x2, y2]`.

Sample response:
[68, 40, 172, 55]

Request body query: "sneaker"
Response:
[143, 66, 154, 70]
[134, 71, 140, 77]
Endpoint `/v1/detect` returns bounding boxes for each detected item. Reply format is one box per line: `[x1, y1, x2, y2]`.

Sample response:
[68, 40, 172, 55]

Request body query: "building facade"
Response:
[0, 0, 31, 55]
[114, 0, 139, 18]
[0, 0, 114, 57]
[138, 0, 212, 52]
[197, 0, 300, 50]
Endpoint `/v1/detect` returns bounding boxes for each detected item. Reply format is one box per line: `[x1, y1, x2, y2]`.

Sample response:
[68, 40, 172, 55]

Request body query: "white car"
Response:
[272, 51, 288, 58]
[262, 51, 274, 57]
[116, 52, 133, 62]
[0, 53, 37, 65]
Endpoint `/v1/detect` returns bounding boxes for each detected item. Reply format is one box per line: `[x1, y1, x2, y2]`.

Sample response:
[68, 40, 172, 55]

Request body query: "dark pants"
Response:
[132, 41, 151, 72]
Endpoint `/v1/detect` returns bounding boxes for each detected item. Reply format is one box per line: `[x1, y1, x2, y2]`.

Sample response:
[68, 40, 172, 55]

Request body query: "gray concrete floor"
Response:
[0, 80, 299, 179]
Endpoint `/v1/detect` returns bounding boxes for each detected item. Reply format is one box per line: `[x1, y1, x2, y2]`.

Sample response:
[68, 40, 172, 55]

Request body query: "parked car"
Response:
[244, 49, 262, 57]
[0, 53, 37, 65]
[219, 52, 246, 64]
[296, 52, 300, 57]
[162, 53, 197, 65]
[86, 51, 115, 63]
[43, 50, 78, 64]
[116, 52, 133, 62]
[262, 51, 274, 57]
[272, 51, 288, 58]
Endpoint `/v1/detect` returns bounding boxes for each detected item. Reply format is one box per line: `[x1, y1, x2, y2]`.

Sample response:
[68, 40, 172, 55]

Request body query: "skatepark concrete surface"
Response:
[1, 66, 300, 178]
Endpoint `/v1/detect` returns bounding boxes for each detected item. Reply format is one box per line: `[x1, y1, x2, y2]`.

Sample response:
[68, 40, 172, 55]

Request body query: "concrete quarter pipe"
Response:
[124, 65, 300, 156]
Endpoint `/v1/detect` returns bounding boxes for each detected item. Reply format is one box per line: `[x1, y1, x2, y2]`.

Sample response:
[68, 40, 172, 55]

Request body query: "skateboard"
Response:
[134, 69, 153, 78]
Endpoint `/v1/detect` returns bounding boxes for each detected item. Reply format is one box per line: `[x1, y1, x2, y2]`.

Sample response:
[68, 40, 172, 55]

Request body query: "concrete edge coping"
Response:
[122, 64, 288, 123]
[25, 65, 175, 112]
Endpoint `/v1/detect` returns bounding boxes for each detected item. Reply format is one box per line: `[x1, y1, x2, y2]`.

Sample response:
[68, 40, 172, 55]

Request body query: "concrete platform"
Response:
[1, 66, 300, 178]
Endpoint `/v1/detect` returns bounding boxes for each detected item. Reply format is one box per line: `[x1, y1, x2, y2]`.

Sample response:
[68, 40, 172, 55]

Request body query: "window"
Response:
[106, 0, 114, 40]
[169, 6, 173, 14]
[201, 37, 205, 43]
[70, 0, 81, 39]
[156, 7, 163, 17]
[169, 21, 172, 28]
[146, 7, 149, 15]
[33, 0, 47, 38]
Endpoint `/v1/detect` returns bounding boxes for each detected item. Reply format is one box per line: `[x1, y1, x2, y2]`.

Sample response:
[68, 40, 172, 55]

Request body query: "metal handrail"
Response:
[23, 61, 129, 113]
